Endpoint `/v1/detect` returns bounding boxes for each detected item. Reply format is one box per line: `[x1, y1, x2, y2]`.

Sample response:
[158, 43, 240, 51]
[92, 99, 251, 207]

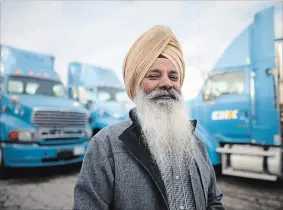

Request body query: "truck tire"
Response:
[0, 147, 8, 179]
[214, 165, 222, 177]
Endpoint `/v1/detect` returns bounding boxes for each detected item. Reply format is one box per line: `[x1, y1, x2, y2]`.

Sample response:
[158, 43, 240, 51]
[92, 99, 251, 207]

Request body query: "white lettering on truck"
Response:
[211, 110, 238, 120]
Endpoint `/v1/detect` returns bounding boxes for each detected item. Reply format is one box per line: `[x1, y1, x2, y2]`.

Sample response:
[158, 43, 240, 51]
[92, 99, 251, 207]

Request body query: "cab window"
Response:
[26, 82, 39, 95]
[53, 84, 66, 97]
[203, 70, 245, 100]
[8, 80, 24, 94]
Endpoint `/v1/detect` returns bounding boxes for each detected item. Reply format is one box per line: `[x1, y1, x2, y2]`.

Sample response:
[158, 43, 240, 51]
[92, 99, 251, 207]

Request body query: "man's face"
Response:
[134, 58, 195, 168]
[140, 58, 181, 95]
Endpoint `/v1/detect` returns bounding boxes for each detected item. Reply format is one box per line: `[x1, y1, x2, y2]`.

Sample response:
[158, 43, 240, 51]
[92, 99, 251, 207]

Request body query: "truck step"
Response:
[216, 146, 276, 157]
[222, 167, 278, 181]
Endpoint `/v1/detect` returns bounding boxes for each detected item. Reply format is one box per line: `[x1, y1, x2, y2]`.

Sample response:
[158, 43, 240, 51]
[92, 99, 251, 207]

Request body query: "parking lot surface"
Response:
[0, 164, 282, 210]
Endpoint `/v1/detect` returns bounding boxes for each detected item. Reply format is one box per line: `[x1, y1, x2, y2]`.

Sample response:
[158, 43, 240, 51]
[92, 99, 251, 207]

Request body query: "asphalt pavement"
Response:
[0, 164, 282, 210]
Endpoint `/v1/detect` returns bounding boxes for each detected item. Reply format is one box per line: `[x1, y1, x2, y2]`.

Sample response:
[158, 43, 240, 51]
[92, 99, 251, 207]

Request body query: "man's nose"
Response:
[159, 76, 173, 89]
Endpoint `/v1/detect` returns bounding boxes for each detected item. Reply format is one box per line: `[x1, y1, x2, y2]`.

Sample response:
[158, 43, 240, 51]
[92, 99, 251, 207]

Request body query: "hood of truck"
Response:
[96, 101, 132, 117]
[16, 95, 87, 112]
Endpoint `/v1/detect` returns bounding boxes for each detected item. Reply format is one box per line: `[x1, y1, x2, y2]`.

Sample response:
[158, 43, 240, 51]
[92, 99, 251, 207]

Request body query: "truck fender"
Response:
[0, 113, 35, 140]
[194, 123, 221, 165]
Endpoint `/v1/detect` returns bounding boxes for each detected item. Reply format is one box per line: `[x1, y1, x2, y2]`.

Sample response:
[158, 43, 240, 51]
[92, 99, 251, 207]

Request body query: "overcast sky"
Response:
[1, 0, 282, 99]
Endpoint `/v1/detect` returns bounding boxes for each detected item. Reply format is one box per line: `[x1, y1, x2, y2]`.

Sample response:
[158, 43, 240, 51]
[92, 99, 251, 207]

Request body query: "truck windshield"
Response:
[77, 86, 130, 104]
[7, 75, 67, 98]
[203, 70, 245, 99]
[97, 86, 129, 103]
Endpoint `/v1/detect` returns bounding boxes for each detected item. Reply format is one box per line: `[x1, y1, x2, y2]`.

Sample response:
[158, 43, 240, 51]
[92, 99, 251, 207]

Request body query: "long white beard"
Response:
[133, 88, 196, 169]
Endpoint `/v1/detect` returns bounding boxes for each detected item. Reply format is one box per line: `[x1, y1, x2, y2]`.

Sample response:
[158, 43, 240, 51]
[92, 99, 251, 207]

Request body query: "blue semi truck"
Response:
[0, 45, 92, 176]
[67, 62, 134, 135]
[188, 6, 282, 181]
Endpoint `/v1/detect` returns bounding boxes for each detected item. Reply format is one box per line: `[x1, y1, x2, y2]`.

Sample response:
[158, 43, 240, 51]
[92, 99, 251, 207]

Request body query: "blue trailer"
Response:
[0, 45, 92, 176]
[67, 62, 134, 135]
[187, 6, 282, 181]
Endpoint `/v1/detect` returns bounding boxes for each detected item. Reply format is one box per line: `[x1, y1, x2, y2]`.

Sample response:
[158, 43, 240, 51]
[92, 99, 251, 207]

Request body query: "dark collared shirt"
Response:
[159, 151, 196, 210]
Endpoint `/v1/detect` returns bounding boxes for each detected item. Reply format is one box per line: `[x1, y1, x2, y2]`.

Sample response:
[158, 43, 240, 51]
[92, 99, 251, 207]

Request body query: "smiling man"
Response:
[73, 25, 224, 210]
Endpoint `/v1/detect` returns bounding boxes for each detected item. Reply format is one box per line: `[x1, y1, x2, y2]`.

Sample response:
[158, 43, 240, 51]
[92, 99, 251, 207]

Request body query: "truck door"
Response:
[201, 68, 251, 143]
[249, 7, 278, 145]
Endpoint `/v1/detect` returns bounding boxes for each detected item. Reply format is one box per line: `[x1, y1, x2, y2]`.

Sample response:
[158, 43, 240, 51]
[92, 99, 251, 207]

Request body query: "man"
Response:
[73, 25, 224, 210]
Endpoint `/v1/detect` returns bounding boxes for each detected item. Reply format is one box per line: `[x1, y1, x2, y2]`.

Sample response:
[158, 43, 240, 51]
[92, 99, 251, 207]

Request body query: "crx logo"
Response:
[211, 110, 238, 121]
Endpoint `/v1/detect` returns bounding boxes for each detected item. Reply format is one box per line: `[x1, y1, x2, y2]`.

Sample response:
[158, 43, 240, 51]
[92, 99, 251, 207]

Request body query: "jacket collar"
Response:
[118, 108, 197, 209]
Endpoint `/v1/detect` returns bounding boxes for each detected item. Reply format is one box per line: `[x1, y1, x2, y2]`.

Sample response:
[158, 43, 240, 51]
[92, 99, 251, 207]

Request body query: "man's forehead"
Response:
[147, 68, 178, 74]
[147, 57, 179, 73]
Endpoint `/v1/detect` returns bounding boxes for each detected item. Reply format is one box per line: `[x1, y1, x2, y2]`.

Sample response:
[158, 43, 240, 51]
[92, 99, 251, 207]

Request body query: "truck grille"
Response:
[32, 110, 88, 128]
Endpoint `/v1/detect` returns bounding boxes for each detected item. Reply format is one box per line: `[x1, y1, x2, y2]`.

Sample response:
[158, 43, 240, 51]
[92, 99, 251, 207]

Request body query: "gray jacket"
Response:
[73, 109, 224, 210]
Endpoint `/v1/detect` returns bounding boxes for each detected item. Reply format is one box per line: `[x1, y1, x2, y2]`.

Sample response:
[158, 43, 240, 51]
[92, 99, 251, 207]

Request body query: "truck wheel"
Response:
[213, 165, 222, 177]
[0, 147, 8, 179]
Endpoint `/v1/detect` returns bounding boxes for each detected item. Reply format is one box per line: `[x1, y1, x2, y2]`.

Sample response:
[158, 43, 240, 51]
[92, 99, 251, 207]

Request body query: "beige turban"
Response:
[123, 25, 185, 100]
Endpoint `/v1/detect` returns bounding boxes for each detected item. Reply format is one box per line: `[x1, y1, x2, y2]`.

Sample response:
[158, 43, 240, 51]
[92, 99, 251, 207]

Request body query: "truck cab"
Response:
[187, 6, 282, 181]
[0, 45, 92, 175]
[67, 62, 134, 135]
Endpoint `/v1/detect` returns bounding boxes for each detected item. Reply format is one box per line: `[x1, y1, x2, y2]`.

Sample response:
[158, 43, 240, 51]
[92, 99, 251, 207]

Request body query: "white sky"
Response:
[1, 0, 282, 99]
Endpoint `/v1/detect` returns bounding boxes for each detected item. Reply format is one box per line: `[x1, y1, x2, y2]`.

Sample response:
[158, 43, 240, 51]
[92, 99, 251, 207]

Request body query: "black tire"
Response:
[213, 164, 223, 177]
[0, 147, 9, 179]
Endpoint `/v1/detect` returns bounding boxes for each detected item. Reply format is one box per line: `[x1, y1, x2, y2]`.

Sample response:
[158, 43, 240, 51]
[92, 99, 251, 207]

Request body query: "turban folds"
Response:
[123, 25, 185, 100]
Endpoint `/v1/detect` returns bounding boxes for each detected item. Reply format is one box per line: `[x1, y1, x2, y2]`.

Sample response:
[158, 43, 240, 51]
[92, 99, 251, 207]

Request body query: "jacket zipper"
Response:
[125, 146, 169, 210]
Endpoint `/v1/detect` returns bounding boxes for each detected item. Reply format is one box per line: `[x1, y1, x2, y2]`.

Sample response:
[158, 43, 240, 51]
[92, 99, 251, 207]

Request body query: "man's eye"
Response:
[148, 75, 158, 79]
[170, 76, 178, 80]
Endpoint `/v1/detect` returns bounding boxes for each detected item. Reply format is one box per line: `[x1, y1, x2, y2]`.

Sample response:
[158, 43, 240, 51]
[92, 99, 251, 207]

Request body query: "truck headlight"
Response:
[19, 131, 33, 141]
[9, 130, 35, 141]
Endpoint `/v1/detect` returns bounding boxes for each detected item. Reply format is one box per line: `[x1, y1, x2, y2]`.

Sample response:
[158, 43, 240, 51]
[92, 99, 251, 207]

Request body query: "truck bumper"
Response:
[216, 144, 282, 181]
[1, 141, 89, 168]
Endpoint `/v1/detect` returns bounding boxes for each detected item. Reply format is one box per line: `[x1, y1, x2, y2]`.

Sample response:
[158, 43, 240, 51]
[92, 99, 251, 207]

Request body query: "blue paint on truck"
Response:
[0, 45, 92, 175]
[67, 62, 134, 135]
[187, 6, 283, 181]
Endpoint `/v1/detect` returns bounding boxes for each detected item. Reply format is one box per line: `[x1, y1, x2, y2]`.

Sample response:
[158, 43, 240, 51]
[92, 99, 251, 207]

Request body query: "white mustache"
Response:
[145, 89, 181, 101]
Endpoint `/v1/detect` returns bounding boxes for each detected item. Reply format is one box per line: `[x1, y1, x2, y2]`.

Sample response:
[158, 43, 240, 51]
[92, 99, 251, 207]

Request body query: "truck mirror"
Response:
[203, 93, 209, 101]
[266, 68, 274, 75]
[203, 91, 215, 101]
[11, 95, 20, 105]
[86, 100, 95, 110]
